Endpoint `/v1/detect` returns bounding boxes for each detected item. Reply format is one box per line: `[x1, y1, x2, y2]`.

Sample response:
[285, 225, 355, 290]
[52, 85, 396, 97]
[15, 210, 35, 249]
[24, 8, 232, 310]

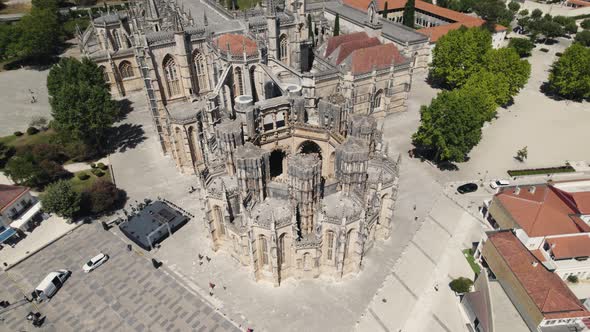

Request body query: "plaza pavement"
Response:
[0, 223, 240, 332]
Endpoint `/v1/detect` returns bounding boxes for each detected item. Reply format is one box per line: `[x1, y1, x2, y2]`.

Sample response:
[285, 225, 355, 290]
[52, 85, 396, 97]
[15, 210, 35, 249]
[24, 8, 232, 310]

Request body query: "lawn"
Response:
[0, 129, 57, 148]
[0, 2, 31, 15]
[462, 249, 481, 275]
[69, 168, 111, 193]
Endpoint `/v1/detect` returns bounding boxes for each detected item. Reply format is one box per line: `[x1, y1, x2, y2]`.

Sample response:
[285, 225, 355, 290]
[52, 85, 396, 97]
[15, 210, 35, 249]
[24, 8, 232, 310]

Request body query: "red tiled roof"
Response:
[335, 37, 381, 64]
[567, 0, 590, 7]
[325, 32, 369, 58]
[214, 34, 258, 56]
[488, 231, 590, 320]
[495, 185, 590, 237]
[547, 235, 590, 260]
[0, 184, 29, 213]
[530, 249, 547, 263]
[351, 43, 407, 74]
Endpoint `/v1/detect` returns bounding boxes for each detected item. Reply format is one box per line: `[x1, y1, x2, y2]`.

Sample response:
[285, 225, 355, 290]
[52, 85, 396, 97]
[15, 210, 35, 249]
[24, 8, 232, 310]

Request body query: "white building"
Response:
[0, 184, 41, 245]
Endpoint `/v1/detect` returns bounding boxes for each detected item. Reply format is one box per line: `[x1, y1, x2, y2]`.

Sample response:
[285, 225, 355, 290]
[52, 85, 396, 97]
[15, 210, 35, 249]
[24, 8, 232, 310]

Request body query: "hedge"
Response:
[14, 131, 23, 136]
[507, 165, 575, 177]
[27, 127, 39, 135]
[77, 173, 90, 180]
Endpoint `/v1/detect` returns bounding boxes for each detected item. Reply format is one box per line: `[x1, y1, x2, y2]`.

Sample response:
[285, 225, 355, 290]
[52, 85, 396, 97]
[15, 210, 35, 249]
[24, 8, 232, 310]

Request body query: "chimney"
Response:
[514, 186, 520, 195]
[532, 261, 538, 267]
[529, 186, 536, 194]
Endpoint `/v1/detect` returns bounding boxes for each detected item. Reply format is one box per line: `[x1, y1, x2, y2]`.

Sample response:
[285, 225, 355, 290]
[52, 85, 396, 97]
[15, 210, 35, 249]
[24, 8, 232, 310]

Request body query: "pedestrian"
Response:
[413, 204, 416, 211]
[434, 283, 439, 292]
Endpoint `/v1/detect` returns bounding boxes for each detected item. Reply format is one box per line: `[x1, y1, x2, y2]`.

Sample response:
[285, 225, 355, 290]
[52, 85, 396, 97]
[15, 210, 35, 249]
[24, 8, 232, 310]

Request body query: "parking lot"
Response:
[0, 223, 240, 332]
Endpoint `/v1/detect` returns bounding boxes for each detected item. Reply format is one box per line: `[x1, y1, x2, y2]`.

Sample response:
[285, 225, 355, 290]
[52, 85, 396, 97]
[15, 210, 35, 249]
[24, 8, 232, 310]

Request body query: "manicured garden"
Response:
[507, 165, 575, 177]
[69, 164, 111, 193]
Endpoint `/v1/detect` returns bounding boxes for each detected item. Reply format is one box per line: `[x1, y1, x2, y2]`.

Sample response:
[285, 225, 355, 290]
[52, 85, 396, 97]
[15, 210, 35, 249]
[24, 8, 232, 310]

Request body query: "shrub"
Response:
[77, 172, 90, 180]
[567, 275, 579, 283]
[540, 48, 549, 52]
[97, 162, 107, 170]
[90, 162, 97, 169]
[81, 180, 126, 215]
[450, 277, 473, 293]
[95, 171, 105, 177]
[575, 30, 590, 47]
[581, 19, 590, 30]
[31, 143, 66, 163]
[91, 168, 104, 177]
[556, 52, 563, 57]
[26, 127, 39, 135]
[14, 131, 23, 136]
[64, 141, 92, 162]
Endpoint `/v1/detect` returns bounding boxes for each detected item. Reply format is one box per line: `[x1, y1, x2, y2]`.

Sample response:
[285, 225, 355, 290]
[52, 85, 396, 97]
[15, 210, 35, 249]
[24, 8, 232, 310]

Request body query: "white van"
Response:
[34, 269, 71, 301]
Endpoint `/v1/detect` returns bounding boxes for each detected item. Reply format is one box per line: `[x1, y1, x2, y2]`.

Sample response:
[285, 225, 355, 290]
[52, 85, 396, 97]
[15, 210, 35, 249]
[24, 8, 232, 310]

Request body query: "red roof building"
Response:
[483, 231, 590, 330]
[0, 184, 29, 214]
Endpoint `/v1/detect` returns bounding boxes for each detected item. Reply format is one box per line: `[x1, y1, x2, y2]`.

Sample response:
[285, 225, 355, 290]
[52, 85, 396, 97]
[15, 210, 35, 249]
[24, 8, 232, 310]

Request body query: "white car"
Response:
[490, 179, 510, 189]
[82, 253, 109, 273]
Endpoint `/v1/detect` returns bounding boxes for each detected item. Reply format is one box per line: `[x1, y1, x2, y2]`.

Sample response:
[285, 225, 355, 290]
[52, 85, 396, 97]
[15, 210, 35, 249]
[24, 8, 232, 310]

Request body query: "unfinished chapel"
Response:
[79, 0, 420, 285]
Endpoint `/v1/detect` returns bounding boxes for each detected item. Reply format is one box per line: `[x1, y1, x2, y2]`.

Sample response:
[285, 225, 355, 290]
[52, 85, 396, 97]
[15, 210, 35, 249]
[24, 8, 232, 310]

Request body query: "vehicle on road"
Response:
[490, 179, 510, 189]
[33, 269, 71, 301]
[82, 253, 109, 273]
[457, 183, 478, 194]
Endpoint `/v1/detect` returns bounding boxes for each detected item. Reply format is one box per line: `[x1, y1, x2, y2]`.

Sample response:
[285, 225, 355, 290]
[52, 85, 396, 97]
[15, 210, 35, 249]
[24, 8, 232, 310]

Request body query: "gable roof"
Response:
[547, 235, 590, 260]
[324, 31, 369, 58]
[350, 43, 407, 74]
[495, 185, 590, 237]
[0, 184, 29, 213]
[487, 231, 590, 320]
[334, 37, 381, 65]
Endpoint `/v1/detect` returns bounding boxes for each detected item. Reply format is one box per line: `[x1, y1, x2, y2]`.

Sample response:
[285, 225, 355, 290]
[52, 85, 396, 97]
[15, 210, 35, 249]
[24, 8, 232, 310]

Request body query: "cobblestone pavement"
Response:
[0, 223, 240, 332]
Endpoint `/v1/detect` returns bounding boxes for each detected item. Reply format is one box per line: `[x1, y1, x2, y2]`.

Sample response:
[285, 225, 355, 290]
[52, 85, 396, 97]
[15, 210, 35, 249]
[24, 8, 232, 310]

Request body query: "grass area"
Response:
[0, 129, 57, 148]
[233, 0, 260, 10]
[507, 165, 575, 177]
[462, 249, 481, 275]
[69, 168, 111, 193]
[0, 2, 31, 15]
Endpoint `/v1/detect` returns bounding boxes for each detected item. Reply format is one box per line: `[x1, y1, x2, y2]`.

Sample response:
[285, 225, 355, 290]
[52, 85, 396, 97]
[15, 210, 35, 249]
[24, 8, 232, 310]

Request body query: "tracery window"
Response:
[234, 67, 244, 96]
[119, 61, 134, 79]
[193, 51, 209, 93]
[164, 56, 181, 97]
[326, 231, 335, 261]
[113, 29, 122, 50]
[258, 235, 269, 266]
[279, 34, 288, 63]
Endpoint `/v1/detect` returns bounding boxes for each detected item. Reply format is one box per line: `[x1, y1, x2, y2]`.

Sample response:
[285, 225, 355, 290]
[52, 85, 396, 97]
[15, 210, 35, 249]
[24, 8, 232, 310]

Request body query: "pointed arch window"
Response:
[373, 89, 383, 111]
[258, 235, 269, 266]
[326, 231, 335, 261]
[112, 29, 122, 50]
[234, 67, 244, 96]
[279, 34, 288, 63]
[119, 61, 134, 79]
[193, 51, 209, 93]
[279, 234, 286, 266]
[164, 56, 181, 97]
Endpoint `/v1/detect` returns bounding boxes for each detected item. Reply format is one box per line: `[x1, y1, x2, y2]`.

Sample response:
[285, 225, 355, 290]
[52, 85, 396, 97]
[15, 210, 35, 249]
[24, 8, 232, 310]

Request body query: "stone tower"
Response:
[288, 153, 322, 236]
[335, 137, 370, 194]
[215, 118, 244, 175]
[235, 142, 270, 202]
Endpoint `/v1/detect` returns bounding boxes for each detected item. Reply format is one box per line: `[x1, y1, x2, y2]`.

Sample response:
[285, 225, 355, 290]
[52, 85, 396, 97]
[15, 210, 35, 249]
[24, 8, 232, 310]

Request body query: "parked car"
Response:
[490, 179, 510, 189]
[82, 253, 109, 273]
[457, 183, 478, 194]
[33, 269, 71, 301]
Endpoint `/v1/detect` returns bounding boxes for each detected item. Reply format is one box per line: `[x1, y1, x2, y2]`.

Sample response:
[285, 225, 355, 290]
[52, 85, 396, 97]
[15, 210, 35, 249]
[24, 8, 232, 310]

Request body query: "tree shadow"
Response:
[115, 99, 134, 121]
[2, 56, 61, 71]
[105, 124, 146, 154]
[410, 146, 460, 171]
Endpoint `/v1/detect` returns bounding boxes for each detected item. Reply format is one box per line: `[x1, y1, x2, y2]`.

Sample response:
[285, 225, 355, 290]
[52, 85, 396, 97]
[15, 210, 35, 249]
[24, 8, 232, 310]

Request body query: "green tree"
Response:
[581, 19, 590, 30]
[15, 7, 62, 60]
[403, 0, 415, 28]
[547, 43, 590, 100]
[473, 0, 514, 29]
[531, 8, 543, 20]
[0, 142, 15, 168]
[0, 24, 21, 60]
[464, 70, 511, 107]
[508, 1, 520, 12]
[82, 180, 125, 215]
[430, 27, 492, 89]
[482, 47, 531, 98]
[518, 9, 528, 17]
[508, 38, 535, 57]
[412, 87, 493, 162]
[41, 180, 81, 220]
[383, 1, 388, 18]
[515, 146, 528, 161]
[47, 57, 119, 151]
[449, 277, 473, 293]
[334, 13, 340, 36]
[539, 19, 564, 42]
[574, 30, 590, 47]
[31, 0, 63, 9]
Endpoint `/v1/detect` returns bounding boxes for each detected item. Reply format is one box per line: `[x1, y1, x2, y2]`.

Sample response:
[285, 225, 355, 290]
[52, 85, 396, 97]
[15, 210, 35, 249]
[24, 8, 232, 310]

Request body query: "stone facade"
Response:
[80, 0, 406, 285]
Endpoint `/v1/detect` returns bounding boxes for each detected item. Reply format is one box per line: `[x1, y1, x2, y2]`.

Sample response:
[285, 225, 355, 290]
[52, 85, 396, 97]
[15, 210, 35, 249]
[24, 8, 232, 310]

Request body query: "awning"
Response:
[10, 202, 41, 230]
[0, 228, 17, 243]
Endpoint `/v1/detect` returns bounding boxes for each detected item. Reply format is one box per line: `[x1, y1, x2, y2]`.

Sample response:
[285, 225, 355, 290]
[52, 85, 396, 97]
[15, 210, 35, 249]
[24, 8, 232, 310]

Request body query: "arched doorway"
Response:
[298, 140, 322, 159]
[270, 149, 286, 178]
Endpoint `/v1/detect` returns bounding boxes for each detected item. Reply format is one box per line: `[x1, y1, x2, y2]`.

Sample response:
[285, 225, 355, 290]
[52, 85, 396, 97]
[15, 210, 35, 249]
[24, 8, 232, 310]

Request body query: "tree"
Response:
[538, 19, 564, 43]
[0, 23, 21, 60]
[473, 0, 514, 30]
[518, 9, 528, 17]
[547, 43, 590, 100]
[47, 57, 119, 152]
[403, 0, 415, 28]
[531, 8, 543, 20]
[14, 7, 62, 60]
[450, 277, 473, 293]
[508, 1, 520, 13]
[412, 87, 493, 162]
[515, 146, 528, 161]
[82, 180, 125, 214]
[430, 27, 492, 89]
[41, 180, 81, 220]
[465, 70, 511, 107]
[581, 19, 590, 30]
[574, 30, 590, 47]
[334, 14, 340, 36]
[553, 16, 577, 35]
[383, 1, 388, 19]
[31, 0, 63, 9]
[482, 47, 531, 98]
[0, 142, 15, 168]
[508, 38, 535, 57]
[567, 275, 579, 283]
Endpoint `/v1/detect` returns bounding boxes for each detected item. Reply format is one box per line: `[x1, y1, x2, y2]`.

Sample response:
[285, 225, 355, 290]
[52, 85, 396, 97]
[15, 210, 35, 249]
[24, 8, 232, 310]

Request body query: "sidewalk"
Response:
[63, 157, 109, 173]
[0, 215, 82, 270]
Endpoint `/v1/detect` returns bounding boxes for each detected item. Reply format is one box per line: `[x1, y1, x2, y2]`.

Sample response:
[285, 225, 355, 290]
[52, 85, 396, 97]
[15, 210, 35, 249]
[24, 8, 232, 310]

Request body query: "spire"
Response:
[266, 0, 275, 16]
[145, 0, 160, 20]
